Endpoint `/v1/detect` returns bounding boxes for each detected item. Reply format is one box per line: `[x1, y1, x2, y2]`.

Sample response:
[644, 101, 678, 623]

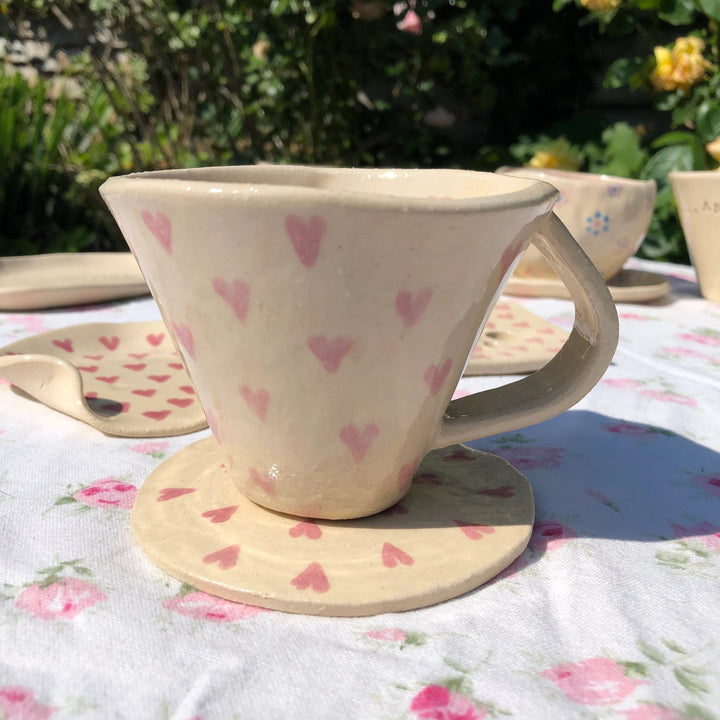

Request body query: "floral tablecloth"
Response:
[1, 258, 719, 720]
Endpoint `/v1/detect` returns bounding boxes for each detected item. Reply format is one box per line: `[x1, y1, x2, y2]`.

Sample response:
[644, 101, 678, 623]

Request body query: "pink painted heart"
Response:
[382, 503, 410, 515]
[455, 520, 495, 540]
[168, 397, 194, 408]
[413, 472, 441, 486]
[248, 466, 276, 496]
[99, 335, 120, 351]
[397, 460, 420, 490]
[84, 354, 103, 360]
[168, 362, 184, 370]
[123, 363, 146, 372]
[511, 321, 530, 329]
[212, 276, 250, 322]
[146, 333, 165, 347]
[291, 561, 329, 593]
[443, 448, 476, 462]
[288, 521, 322, 540]
[239, 385, 270, 421]
[132, 388, 156, 397]
[128, 352, 148, 359]
[77, 365, 99, 373]
[179, 385, 195, 395]
[424, 357, 452, 396]
[477, 484, 515, 499]
[339, 423, 379, 463]
[201, 505, 238, 524]
[52, 338, 73, 353]
[143, 410, 171, 421]
[307, 335, 353, 373]
[395, 287, 432, 328]
[141, 209, 172, 253]
[202, 544, 240, 570]
[148, 374, 170, 383]
[285, 214, 326, 268]
[381, 542, 414, 568]
[157, 487, 196, 502]
[96, 375, 119, 384]
[171, 322, 195, 360]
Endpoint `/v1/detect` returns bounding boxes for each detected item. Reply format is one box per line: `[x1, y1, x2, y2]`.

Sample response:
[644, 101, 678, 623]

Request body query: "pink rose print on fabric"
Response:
[689, 473, 720, 499]
[621, 705, 681, 720]
[489, 446, 563, 472]
[542, 657, 646, 705]
[410, 685, 486, 720]
[529, 521, 576, 553]
[638, 390, 696, 407]
[163, 591, 270, 622]
[0, 686, 55, 720]
[661, 346, 717, 363]
[678, 332, 720, 347]
[670, 521, 720, 552]
[366, 628, 407, 642]
[16, 577, 107, 620]
[73, 477, 137, 509]
[602, 379, 643, 390]
[605, 423, 656, 439]
[129, 440, 170, 458]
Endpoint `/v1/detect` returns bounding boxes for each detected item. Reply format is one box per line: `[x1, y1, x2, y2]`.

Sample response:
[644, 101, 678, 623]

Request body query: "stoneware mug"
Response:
[669, 170, 720, 303]
[498, 167, 656, 281]
[100, 166, 618, 519]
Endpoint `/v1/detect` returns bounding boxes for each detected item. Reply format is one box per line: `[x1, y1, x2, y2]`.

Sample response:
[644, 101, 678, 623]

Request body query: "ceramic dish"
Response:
[0, 252, 149, 310]
[504, 268, 671, 303]
[0, 321, 207, 437]
[466, 301, 567, 375]
[131, 436, 534, 616]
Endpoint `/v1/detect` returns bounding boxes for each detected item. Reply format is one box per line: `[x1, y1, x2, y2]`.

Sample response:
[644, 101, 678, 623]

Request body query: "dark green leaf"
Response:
[658, 0, 696, 24]
[641, 145, 694, 181]
[697, 0, 720, 20]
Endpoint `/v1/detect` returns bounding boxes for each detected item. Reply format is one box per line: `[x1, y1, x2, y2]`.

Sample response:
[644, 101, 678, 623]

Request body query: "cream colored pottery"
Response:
[131, 436, 534, 616]
[0, 252, 149, 310]
[0, 322, 206, 436]
[669, 170, 720, 303]
[504, 268, 671, 303]
[101, 165, 618, 520]
[466, 301, 567, 374]
[498, 168, 656, 282]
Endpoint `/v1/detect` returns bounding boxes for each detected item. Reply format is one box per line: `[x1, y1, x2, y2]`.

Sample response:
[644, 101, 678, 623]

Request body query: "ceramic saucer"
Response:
[131, 437, 534, 616]
[467, 301, 567, 375]
[0, 253, 149, 310]
[0, 322, 206, 437]
[505, 268, 671, 303]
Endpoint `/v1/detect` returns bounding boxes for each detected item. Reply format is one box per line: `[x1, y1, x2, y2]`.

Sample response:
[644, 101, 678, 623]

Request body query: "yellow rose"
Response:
[706, 137, 720, 165]
[526, 139, 582, 171]
[580, 0, 621, 11]
[650, 36, 710, 92]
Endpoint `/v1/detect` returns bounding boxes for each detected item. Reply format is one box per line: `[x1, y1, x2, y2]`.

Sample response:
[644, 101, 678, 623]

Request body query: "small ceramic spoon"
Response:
[0, 321, 207, 437]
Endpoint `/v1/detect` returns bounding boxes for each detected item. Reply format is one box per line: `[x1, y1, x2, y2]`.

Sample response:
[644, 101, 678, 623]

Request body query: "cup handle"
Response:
[432, 211, 618, 449]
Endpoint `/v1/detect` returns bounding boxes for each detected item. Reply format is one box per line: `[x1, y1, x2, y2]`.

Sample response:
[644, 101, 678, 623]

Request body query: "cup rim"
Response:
[497, 165, 656, 188]
[100, 164, 559, 215]
[668, 170, 720, 180]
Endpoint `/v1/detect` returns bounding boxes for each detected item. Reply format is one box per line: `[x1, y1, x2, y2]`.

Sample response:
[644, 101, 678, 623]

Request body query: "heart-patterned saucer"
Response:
[131, 437, 534, 616]
[0, 252, 149, 310]
[466, 301, 568, 375]
[0, 322, 207, 437]
[504, 268, 670, 303]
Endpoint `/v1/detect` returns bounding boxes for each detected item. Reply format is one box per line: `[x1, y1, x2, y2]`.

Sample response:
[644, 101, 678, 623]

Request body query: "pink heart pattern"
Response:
[157, 487, 196, 502]
[288, 521, 322, 540]
[248, 466, 276, 496]
[212, 276, 250, 322]
[395, 288, 432, 328]
[339, 423, 379, 463]
[201, 505, 238, 523]
[307, 335, 353, 373]
[171, 322, 195, 361]
[424, 358, 452, 396]
[239, 385, 270, 421]
[99, 336, 120, 351]
[455, 520, 496, 540]
[285, 214, 326, 268]
[202, 544, 240, 570]
[141, 210, 172, 253]
[52, 339, 73, 353]
[291, 561, 330, 593]
[381, 542, 414, 568]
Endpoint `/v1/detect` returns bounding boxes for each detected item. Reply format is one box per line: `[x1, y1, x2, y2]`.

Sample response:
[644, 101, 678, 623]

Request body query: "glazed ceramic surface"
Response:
[131, 437, 534, 616]
[466, 301, 567, 374]
[0, 252, 149, 310]
[504, 268, 671, 304]
[669, 171, 720, 303]
[101, 165, 618, 519]
[498, 168, 656, 282]
[0, 322, 206, 437]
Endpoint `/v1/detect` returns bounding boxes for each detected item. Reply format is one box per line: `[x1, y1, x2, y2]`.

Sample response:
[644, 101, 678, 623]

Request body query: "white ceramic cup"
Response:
[101, 166, 618, 519]
[669, 170, 720, 303]
[498, 167, 656, 281]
